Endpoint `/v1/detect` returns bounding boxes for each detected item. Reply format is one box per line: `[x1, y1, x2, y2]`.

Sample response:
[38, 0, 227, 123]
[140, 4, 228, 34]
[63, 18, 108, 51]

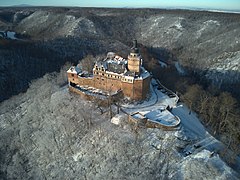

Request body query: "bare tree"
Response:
[108, 94, 113, 119]
[56, 61, 73, 86]
[79, 103, 93, 130]
[79, 55, 95, 74]
[182, 84, 202, 113]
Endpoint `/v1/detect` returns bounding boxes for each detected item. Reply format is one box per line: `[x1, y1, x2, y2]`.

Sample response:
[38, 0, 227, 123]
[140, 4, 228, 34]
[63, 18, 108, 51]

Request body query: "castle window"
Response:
[71, 74, 74, 77]
[70, 82, 76, 87]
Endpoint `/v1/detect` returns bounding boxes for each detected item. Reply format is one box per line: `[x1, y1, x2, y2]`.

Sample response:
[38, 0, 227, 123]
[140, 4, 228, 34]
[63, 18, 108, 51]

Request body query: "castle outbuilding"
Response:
[67, 40, 151, 101]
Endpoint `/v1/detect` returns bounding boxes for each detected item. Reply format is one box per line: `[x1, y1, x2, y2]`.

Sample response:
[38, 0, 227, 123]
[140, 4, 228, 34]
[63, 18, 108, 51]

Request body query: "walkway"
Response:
[121, 79, 179, 114]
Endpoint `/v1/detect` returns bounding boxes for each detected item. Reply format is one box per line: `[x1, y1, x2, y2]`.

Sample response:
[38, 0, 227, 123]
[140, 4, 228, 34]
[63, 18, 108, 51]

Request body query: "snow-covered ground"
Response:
[0, 30, 18, 39]
[175, 62, 186, 75]
[172, 104, 206, 138]
[122, 80, 204, 136]
[1, 73, 239, 179]
[120, 79, 240, 173]
[196, 19, 220, 38]
[121, 80, 177, 112]
[6, 31, 17, 39]
[205, 51, 240, 85]
[145, 109, 179, 126]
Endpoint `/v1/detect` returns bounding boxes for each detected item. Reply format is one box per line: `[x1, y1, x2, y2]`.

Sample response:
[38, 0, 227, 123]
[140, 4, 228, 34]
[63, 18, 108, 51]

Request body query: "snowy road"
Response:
[172, 104, 206, 138]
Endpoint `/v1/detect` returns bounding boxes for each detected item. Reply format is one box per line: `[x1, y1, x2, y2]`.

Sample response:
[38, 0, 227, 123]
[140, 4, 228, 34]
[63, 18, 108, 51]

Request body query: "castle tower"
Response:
[127, 40, 142, 75]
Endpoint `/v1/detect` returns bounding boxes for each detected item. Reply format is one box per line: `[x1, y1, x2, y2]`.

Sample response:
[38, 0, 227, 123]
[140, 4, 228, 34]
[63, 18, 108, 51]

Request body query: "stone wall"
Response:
[121, 81, 133, 98]
[133, 79, 143, 100]
[78, 77, 93, 87]
[128, 115, 180, 131]
[67, 73, 79, 85]
[68, 71, 150, 101]
[142, 76, 151, 99]
[69, 86, 93, 100]
[93, 74, 122, 92]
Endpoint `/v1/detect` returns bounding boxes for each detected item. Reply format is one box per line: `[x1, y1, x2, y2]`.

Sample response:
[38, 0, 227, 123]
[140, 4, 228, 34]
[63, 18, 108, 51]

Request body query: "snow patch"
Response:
[205, 20, 220, 26]
[205, 51, 240, 85]
[6, 31, 17, 39]
[145, 109, 180, 126]
[111, 114, 125, 125]
[158, 60, 167, 68]
[172, 104, 206, 139]
[175, 62, 185, 75]
[0, 31, 18, 40]
[193, 149, 211, 160]
[196, 20, 220, 38]
[72, 152, 82, 161]
[173, 23, 183, 31]
[140, 16, 184, 44]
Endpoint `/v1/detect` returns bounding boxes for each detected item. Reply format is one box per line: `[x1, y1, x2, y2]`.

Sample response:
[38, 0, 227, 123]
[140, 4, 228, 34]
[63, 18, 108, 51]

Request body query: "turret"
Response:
[128, 40, 141, 75]
[131, 39, 139, 54]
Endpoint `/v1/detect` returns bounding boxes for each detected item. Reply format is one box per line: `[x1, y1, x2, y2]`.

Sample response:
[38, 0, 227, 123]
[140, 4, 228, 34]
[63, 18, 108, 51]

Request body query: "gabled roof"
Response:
[107, 63, 126, 74]
[95, 53, 127, 74]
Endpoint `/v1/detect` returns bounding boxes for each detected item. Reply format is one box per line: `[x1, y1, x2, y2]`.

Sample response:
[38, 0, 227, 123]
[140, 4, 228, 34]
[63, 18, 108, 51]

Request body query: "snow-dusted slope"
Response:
[16, 10, 100, 39]
[0, 73, 239, 179]
[175, 149, 238, 179]
[205, 51, 240, 86]
[10, 8, 240, 86]
[138, 15, 185, 47]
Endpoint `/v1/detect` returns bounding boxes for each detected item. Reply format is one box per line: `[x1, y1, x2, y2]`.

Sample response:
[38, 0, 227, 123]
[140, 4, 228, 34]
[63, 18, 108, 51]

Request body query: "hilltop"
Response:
[0, 72, 239, 179]
[0, 7, 240, 179]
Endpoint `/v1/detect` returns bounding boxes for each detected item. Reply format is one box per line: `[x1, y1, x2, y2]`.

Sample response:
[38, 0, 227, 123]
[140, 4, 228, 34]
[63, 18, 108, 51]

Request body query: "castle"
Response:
[67, 40, 151, 101]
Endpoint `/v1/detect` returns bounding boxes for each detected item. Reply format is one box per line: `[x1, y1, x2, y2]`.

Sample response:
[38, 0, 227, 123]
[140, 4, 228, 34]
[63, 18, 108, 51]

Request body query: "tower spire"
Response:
[131, 39, 139, 54]
[128, 39, 141, 75]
